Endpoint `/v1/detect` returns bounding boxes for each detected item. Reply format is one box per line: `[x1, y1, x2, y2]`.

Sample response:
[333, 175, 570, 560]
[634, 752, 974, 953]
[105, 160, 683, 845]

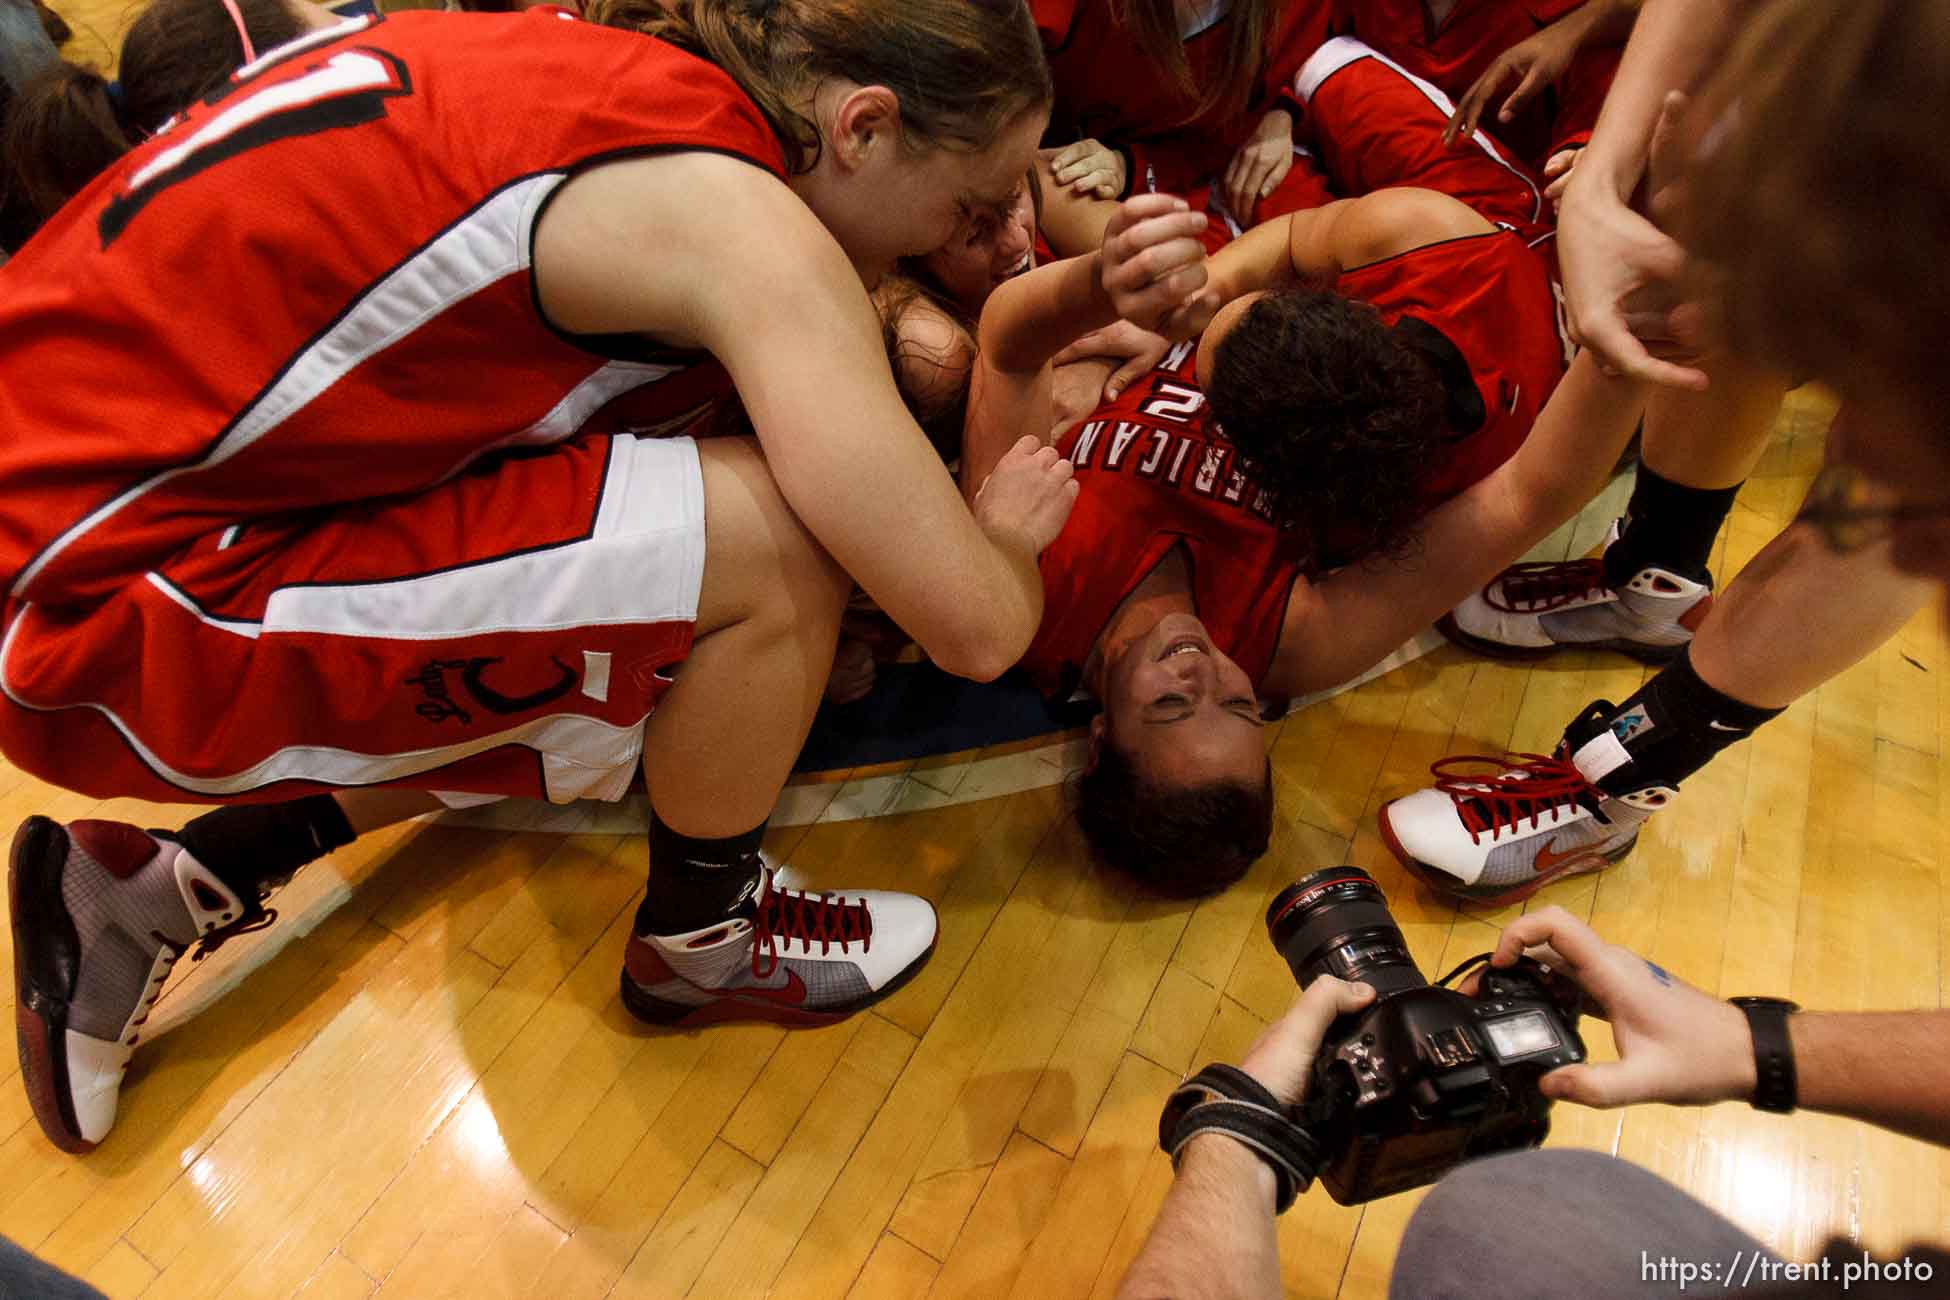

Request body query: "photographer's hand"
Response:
[1115, 978, 1373, 1300]
[1490, 906, 1754, 1108]
[1238, 976, 1378, 1105]
[1495, 909, 1950, 1147]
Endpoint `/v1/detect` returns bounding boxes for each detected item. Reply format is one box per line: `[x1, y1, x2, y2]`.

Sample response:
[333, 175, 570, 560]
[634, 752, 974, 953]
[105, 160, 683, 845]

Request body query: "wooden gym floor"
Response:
[11, 7, 1950, 1293]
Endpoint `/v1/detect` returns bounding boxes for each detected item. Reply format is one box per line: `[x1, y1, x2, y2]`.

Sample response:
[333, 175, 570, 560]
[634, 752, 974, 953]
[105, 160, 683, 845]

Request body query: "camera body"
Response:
[1268, 869, 1585, 1204]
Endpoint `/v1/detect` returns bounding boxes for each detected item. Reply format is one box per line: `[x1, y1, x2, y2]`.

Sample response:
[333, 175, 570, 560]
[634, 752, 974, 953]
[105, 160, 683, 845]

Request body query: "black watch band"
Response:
[1730, 997, 1800, 1113]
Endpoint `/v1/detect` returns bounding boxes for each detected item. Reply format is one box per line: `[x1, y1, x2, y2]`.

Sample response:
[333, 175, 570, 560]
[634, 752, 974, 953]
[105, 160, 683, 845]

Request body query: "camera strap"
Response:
[1158, 1064, 1324, 1214]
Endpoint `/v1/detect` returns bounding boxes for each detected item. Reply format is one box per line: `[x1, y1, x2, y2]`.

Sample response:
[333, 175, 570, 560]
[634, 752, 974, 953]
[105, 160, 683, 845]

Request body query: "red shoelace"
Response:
[751, 880, 872, 979]
[1483, 558, 1609, 614]
[1430, 752, 1600, 843]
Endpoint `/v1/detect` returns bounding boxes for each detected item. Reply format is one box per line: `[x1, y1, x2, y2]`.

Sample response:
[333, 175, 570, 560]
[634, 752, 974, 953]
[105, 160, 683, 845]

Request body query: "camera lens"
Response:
[1266, 867, 1425, 997]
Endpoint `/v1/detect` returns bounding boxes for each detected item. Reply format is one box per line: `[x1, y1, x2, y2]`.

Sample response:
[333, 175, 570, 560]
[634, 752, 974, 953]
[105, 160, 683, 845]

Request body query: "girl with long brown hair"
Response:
[1034, 0, 1337, 251]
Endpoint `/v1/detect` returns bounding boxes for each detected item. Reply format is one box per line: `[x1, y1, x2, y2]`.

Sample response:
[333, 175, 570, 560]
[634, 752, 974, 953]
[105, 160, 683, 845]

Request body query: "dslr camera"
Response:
[1265, 866, 1586, 1204]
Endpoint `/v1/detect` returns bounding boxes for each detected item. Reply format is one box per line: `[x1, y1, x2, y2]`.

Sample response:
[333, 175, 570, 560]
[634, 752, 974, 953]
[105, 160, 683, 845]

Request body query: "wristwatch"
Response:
[1729, 996, 1801, 1113]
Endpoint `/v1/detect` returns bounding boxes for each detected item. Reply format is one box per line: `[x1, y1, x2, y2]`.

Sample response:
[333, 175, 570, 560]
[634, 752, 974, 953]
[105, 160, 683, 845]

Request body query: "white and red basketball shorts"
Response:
[0, 433, 706, 806]
[1294, 36, 1552, 246]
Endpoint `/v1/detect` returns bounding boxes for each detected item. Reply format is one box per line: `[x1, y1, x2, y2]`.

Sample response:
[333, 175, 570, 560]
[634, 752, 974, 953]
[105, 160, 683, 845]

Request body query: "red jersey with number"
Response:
[0, 10, 784, 608]
[1035, 0, 1335, 199]
[1024, 229, 1563, 695]
[1333, 0, 1616, 163]
[1338, 227, 1567, 506]
[1021, 340, 1308, 696]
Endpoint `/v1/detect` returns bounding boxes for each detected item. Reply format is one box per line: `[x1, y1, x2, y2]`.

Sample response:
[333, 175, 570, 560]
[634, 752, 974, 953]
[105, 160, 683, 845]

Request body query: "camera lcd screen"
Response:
[1482, 1009, 1559, 1060]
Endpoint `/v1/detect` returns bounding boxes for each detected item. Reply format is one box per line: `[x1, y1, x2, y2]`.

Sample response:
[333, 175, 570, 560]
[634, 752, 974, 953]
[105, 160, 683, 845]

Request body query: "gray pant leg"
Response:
[1389, 1149, 1794, 1300]
[0, 0, 58, 100]
[0, 1236, 107, 1300]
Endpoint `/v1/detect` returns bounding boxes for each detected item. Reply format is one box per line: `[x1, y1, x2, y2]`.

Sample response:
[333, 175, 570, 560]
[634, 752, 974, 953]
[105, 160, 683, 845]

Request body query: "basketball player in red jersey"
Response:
[963, 172, 1641, 893]
[0, 0, 1101, 1154]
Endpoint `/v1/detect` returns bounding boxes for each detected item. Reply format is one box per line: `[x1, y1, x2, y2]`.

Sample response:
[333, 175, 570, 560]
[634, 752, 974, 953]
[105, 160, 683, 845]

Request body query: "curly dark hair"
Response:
[1203, 289, 1447, 568]
[1075, 744, 1273, 897]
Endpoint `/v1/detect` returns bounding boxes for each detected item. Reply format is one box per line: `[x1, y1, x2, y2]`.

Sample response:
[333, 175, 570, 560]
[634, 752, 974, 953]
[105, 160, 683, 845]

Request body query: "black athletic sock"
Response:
[1562, 648, 1785, 797]
[637, 814, 767, 936]
[173, 794, 356, 903]
[1602, 465, 1742, 588]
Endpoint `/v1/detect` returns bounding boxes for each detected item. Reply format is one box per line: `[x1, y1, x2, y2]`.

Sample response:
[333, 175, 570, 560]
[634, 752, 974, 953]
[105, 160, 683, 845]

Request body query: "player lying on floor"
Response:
[960, 189, 1646, 896]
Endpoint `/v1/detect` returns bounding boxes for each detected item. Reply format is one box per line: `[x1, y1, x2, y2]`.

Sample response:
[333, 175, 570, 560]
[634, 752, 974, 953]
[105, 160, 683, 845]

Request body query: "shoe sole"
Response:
[1376, 803, 1638, 909]
[619, 934, 939, 1031]
[10, 816, 95, 1154]
[1435, 612, 1685, 667]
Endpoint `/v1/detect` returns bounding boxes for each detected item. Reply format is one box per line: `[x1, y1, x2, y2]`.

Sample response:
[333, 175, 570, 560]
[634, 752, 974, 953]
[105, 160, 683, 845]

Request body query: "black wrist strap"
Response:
[1730, 997, 1799, 1113]
[1158, 1065, 1323, 1214]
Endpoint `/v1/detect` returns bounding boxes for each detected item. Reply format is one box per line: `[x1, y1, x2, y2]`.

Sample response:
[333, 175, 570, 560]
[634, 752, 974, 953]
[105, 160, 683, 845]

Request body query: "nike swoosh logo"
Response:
[734, 968, 808, 1007]
[1533, 837, 1597, 875]
[1707, 720, 1743, 732]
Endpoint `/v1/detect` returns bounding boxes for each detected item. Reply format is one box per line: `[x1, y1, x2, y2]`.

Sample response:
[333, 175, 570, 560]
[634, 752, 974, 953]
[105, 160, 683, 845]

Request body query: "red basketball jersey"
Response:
[0, 10, 784, 608]
[1336, 228, 1567, 506]
[1022, 340, 1309, 696]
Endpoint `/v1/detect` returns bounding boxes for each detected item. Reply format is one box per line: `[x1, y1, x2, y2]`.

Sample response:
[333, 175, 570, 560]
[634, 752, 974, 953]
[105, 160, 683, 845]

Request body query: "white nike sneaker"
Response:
[1440, 522, 1713, 664]
[1378, 743, 1675, 907]
[620, 863, 937, 1028]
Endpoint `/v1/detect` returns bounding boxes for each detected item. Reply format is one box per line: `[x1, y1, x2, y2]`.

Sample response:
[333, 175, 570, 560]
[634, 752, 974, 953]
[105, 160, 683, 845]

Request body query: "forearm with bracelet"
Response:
[1156, 1064, 1323, 1214]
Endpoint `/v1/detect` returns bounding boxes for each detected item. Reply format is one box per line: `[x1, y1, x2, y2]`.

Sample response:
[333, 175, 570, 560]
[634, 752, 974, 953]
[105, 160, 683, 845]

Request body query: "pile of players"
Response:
[0, 0, 1921, 1164]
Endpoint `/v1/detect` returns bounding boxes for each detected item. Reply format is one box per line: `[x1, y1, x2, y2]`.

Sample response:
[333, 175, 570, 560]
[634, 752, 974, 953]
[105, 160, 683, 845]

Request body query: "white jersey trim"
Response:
[0, 607, 648, 797]
[0, 435, 703, 800]
[265, 431, 705, 639]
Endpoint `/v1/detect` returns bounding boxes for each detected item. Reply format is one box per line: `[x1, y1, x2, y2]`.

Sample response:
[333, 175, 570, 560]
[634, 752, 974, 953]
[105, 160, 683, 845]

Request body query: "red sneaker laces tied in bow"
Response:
[1429, 753, 1601, 843]
[750, 883, 872, 979]
[1483, 558, 1608, 614]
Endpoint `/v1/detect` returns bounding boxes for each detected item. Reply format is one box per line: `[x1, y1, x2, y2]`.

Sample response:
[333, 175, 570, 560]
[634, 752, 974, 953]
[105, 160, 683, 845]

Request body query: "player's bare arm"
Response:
[1201, 190, 1487, 309]
[1328, 188, 1496, 266]
[534, 150, 1063, 682]
[1264, 352, 1644, 696]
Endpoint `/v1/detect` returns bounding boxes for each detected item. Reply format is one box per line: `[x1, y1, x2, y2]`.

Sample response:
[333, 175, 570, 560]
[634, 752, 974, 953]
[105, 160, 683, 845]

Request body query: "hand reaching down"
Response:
[974, 434, 1079, 556]
[1045, 139, 1127, 200]
[1444, 20, 1582, 147]
[1222, 109, 1296, 224]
